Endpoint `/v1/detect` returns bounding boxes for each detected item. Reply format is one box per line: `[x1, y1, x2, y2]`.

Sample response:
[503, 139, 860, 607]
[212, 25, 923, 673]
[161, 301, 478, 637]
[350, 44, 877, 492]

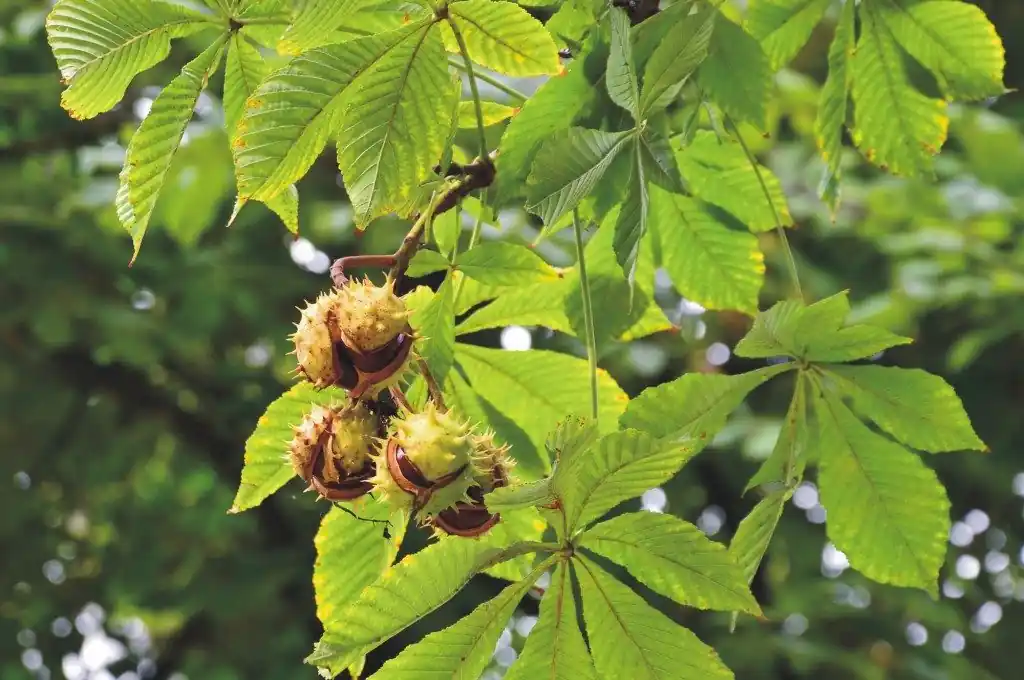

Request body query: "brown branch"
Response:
[417, 358, 446, 411]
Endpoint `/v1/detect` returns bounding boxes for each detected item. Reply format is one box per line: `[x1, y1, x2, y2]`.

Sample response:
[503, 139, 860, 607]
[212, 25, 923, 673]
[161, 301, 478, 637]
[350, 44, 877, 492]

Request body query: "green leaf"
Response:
[408, 278, 456, 385]
[547, 414, 601, 471]
[314, 502, 404, 627]
[494, 42, 595, 201]
[622, 364, 792, 445]
[606, 6, 640, 118]
[446, 0, 561, 76]
[309, 538, 527, 673]
[559, 430, 697, 532]
[580, 512, 760, 614]
[45, 0, 213, 120]
[458, 242, 560, 286]
[698, 13, 771, 130]
[405, 249, 450, 277]
[639, 4, 715, 116]
[478, 507, 547, 581]
[575, 556, 733, 680]
[881, 0, 1005, 101]
[456, 281, 573, 335]
[457, 100, 517, 127]
[264, 184, 300, 234]
[224, 34, 269, 137]
[745, 0, 831, 70]
[337, 22, 458, 227]
[230, 382, 347, 513]
[651, 188, 765, 315]
[851, 2, 948, 176]
[674, 130, 792, 233]
[485, 478, 555, 513]
[816, 391, 950, 594]
[729, 489, 787, 585]
[370, 558, 551, 680]
[234, 25, 420, 204]
[505, 562, 597, 680]
[745, 372, 810, 491]
[613, 143, 649, 288]
[734, 292, 913, 361]
[526, 127, 632, 225]
[278, 0, 372, 55]
[455, 344, 628, 454]
[824, 365, 985, 453]
[117, 35, 228, 263]
[815, 0, 855, 209]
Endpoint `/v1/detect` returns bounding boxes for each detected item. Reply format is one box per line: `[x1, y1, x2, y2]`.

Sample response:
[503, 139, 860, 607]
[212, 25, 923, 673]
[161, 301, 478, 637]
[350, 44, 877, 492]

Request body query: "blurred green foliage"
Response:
[2, 1, 1023, 679]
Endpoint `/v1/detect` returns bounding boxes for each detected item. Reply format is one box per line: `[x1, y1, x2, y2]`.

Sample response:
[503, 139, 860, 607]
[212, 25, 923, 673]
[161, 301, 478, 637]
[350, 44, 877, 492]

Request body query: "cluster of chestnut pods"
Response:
[286, 277, 513, 537]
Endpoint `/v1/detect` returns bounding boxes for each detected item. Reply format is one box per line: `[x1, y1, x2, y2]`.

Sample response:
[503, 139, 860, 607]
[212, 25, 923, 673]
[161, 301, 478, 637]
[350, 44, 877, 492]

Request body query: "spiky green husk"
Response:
[336, 278, 408, 352]
[367, 447, 415, 511]
[291, 291, 342, 388]
[288, 403, 376, 482]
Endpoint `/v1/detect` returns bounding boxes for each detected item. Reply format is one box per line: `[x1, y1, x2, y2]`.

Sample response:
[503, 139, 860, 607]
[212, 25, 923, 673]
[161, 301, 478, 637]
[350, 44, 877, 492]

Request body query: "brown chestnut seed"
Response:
[349, 331, 415, 399]
[348, 332, 409, 374]
[434, 501, 500, 537]
[310, 460, 375, 501]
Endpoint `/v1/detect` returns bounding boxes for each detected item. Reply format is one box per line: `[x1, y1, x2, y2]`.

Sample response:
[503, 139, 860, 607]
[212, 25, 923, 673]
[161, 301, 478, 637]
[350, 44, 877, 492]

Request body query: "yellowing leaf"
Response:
[457, 100, 517, 127]
[851, 3, 948, 176]
[446, 0, 561, 76]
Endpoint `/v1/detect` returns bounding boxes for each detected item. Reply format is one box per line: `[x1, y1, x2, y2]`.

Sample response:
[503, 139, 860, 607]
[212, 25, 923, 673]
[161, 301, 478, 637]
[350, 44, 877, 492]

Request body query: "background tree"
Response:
[1, 1, 1022, 679]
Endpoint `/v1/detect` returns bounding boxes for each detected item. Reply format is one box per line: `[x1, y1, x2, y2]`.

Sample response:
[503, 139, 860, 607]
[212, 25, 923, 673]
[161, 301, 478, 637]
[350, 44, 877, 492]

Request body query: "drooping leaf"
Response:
[745, 372, 810, 491]
[457, 100, 517, 128]
[851, 2, 948, 176]
[698, 13, 771, 130]
[408, 277, 456, 386]
[816, 391, 950, 594]
[815, 0, 855, 209]
[559, 430, 697, 532]
[264, 184, 300, 234]
[612, 142, 648, 289]
[745, 0, 831, 70]
[606, 6, 640, 118]
[824, 365, 986, 453]
[504, 562, 597, 680]
[45, 0, 213, 120]
[881, 0, 1005, 101]
[674, 130, 792, 233]
[639, 4, 715, 116]
[651, 188, 765, 315]
[458, 242, 560, 286]
[230, 382, 347, 513]
[456, 281, 573, 335]
[493, 37, 595, 201]
[336, 22, 458, 227]
[526, 127, 632, 225]
[234, 25, 420, 204]
[622, 364, 792, 445]
[309, 538, 531, 673]
[314, 502, 404, 627]
[580, 512, 761, 614]
[224, 34, 269, 137]
[446, 0, 561, 76]
[369, 558, 551, 680]
[575, 556, 733, 680]
[455, 344, 628, 454]
[278, 0, 373, 55]
[117, 35, 228, 262]
[729, 489, 788, 585]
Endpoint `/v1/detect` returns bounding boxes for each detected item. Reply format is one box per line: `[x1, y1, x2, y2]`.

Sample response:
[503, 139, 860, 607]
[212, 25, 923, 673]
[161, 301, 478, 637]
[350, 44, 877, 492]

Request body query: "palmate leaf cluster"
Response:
[43, 0, 1005, 678]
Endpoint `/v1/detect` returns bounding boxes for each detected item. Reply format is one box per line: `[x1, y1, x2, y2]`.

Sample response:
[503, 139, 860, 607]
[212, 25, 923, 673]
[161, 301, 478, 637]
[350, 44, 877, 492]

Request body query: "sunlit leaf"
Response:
[446, 0, 561, 77]
[815, 0, 855, 209]
[606, 6, 639, 118]
[224, 33, 269, 136]
[45, 0, 213, 120]
[458, 242, 560, 286]
[640, 4, 714, 116]
[698, 12, 770, 130]
[457, 100, 517, 128]
[745, 0, 831, 70]
[575, 556, 733, 680]
[278, 0, 373, 54]
[117, 35, 228, 262]
[580, 512, 761, 613]
[651, 187, 765, 315]
[825, 365, 986, 453]
[851, 2, 948, 176]
[816, 391, 950, 594]
[230, 382, 347, 513]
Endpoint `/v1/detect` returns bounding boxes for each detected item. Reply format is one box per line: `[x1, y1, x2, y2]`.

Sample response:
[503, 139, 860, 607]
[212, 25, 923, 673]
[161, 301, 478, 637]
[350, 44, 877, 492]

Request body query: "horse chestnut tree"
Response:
[45, 0, 1004, 677]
